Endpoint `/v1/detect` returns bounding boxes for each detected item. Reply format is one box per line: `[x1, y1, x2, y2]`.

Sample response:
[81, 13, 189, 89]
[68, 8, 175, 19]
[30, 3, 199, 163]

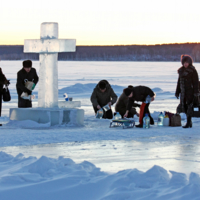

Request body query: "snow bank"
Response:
[59, 83, 173, 97]
[0, 152, 199, 200]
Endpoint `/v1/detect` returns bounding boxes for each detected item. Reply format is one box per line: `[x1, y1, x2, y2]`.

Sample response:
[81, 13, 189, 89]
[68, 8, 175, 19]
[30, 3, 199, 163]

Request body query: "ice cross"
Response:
[24, 22, 76, 108]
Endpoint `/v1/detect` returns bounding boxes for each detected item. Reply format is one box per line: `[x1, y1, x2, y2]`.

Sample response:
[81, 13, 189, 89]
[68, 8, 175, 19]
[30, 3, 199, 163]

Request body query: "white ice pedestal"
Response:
[58, 101, 81, 109]
[9, 108, 84, 126]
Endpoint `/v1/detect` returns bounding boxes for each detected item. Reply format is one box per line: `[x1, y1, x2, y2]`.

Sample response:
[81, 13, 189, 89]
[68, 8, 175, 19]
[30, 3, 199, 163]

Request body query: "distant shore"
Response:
[1, 43, 200, 62]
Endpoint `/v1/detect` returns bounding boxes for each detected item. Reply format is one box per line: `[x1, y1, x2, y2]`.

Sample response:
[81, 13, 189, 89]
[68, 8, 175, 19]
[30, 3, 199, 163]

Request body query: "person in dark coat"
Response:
[175, 55, 199, 128]
[0, 68, 10, 125]
[115, 86, 140, 118]
[123, 85, 155, 127]
[91, 80, 118, 119]
[16, 60, 39, 108]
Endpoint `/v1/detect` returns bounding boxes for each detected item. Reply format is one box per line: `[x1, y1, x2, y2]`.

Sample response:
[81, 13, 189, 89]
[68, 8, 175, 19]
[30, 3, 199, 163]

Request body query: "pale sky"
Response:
[0, 0, 200, 45]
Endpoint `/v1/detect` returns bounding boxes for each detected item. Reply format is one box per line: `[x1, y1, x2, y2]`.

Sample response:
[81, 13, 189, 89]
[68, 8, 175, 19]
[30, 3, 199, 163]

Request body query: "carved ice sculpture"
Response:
[24, 22, 76, 108]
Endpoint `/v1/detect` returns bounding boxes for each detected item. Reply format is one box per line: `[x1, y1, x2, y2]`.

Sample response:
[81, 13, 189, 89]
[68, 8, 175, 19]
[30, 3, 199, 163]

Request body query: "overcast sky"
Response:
[0, 0, 200, 45]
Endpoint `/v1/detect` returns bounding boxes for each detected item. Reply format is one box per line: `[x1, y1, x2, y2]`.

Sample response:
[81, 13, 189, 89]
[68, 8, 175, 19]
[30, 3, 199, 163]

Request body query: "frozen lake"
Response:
[1, 61, 200, 200]
[1, 138, 200, 176]
[0, 61, 200, 175]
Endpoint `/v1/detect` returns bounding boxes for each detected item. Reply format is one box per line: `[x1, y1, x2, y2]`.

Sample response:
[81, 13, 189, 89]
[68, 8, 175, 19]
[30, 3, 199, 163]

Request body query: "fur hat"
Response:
[123, 88, 132, 96]
[23, 60, 32, 68]
[128, 85, 133, 89]
[99, 81, 107, 90]
[181, 55, 193, 65]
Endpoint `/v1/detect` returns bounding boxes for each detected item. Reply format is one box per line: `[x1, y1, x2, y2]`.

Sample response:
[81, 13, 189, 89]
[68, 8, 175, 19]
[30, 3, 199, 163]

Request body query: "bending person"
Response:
[91, 80, 118, 119]
[16, 60, 39, 108]
[115, 85, 140, 118]
[175, 55, 199, 128]
[123, 85, 155, 127]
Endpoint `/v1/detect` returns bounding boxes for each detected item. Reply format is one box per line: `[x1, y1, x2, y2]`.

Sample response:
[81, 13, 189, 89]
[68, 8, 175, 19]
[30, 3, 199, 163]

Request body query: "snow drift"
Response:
[0, 152, 200, 200]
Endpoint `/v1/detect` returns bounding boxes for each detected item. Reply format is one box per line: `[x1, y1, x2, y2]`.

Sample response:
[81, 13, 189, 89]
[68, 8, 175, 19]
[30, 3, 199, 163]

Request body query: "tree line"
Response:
[0, 43, 200, 62]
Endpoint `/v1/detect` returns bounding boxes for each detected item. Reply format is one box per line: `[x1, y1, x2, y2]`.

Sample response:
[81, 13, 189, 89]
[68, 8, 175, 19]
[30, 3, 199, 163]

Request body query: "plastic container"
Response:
[114, 112, 121, 120]
[96, 109, 104, 119]
[143, 113, 150, 129]
[163, 114, 169, 126]
[103, 104, 110, 111]
[63, 93, 69, 101]
[145, 95, 151, 104]
[158, 112, 164, 126]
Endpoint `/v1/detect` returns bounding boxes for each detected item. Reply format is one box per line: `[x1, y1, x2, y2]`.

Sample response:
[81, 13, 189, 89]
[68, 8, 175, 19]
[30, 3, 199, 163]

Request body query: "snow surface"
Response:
[0, 152, 200, 200]
[0, 61, 200, 199]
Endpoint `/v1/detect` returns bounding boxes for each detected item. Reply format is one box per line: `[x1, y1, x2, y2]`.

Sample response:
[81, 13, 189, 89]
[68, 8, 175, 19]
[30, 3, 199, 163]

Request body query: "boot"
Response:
[182, 116, 192, 128]
[135, 124, 143, 128]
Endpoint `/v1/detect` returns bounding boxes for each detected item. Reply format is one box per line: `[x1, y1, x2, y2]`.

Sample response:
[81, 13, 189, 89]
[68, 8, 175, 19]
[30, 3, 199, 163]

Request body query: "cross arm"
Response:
[24, 39, 76, 53]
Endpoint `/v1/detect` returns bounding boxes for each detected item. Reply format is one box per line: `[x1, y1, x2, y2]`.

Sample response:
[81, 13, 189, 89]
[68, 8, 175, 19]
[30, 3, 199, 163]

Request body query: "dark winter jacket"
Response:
[115, 92, 140, 116]
[176, 65, 199, 103]
[90, 80, 118, 107]
[176, 65, 199, 113]
[127, 86, 154, 111]
[16, 68, 39, 96]
[0, 68, 8, 92]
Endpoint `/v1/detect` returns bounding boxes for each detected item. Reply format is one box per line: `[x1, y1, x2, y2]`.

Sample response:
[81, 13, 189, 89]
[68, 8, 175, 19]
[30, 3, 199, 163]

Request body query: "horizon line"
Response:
[0, 42, 200, 47]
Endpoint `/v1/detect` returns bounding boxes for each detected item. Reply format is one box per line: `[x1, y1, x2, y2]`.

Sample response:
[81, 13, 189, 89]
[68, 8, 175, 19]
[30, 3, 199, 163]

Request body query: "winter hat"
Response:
[181, 55, 193, 65]
[99, 81, 106, 90]
[123, 88, 132, 96]
[23, 60, 32, 68]
[128, 85, 134, 89]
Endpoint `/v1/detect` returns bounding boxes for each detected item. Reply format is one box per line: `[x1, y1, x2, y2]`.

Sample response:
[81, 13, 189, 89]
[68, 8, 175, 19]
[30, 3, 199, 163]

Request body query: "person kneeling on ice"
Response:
[123, 86, 155, 128]
[91, 80, 118, 119]
[115, 85, 140, 118]
[16, 60, 39, 108]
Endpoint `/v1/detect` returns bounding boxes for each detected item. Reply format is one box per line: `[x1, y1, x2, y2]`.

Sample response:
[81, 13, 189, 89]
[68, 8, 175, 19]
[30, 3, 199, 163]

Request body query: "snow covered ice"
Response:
[0, 61, 200, 199]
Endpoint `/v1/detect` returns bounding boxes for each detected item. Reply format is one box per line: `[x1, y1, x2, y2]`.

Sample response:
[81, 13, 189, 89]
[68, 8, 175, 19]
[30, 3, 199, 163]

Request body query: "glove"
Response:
[31, 83, 36, 90]
[175, 93, 179, 99]
[25, 88, 32, 95]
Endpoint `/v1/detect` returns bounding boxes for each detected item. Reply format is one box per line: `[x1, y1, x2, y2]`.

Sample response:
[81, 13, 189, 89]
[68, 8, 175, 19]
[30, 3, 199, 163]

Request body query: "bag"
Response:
[164, 111, 174, 126]
[171, 114, 181, 127]
[188, 103, 200, 117]
[187, 95, 200, 118]
[2, 86, 11, 102]
[193, 106, 200, 117]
